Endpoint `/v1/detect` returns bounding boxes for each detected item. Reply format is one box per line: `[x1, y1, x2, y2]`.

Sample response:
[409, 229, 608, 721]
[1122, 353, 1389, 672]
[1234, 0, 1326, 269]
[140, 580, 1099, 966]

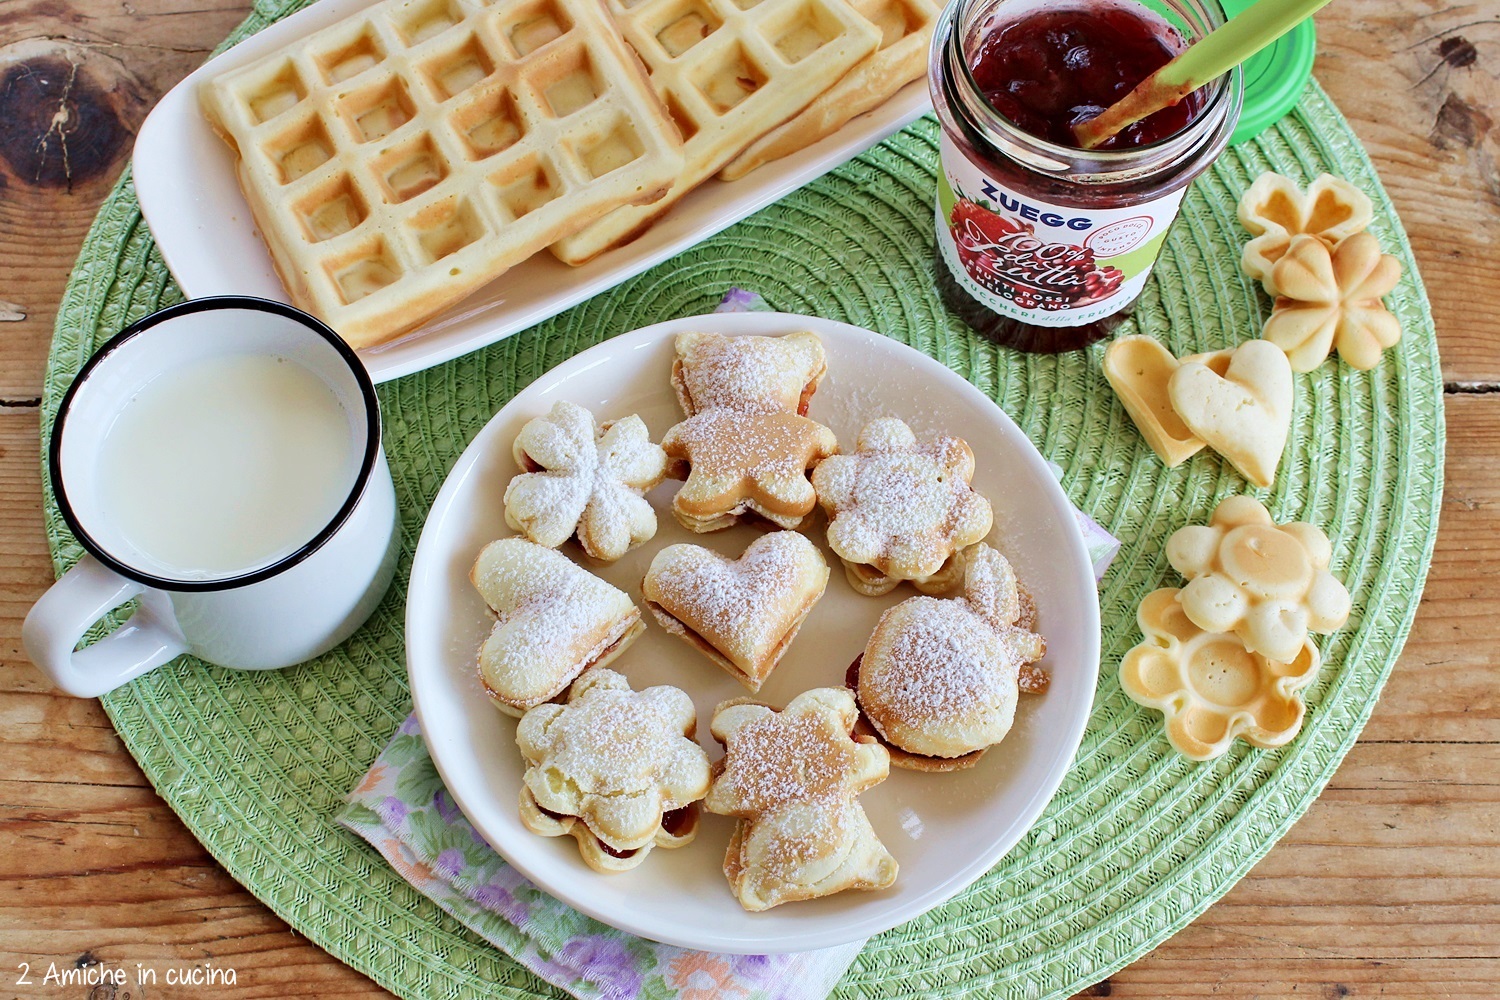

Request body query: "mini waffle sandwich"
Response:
[706, 688, 896, 910]
[813, 418, 993, 596]
[470, 536, 645, 716]
[848, 544, 1046, 771]
[517, 669, 711, 871]
[199, 0, 687, 348]
[661, 330, 838, 531]
[504, 400, 668, 561]
[642, 531, 828, 691]
[670, 330, 827, 416]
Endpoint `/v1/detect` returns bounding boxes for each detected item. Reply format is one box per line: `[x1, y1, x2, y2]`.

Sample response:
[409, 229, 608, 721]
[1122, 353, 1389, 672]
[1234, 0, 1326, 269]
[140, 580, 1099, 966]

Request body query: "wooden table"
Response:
[1, 1, 1495, 995]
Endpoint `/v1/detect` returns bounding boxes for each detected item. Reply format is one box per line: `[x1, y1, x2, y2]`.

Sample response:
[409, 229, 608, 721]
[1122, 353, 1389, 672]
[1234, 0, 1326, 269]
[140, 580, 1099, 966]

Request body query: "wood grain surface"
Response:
[1, 0, 1496, 996]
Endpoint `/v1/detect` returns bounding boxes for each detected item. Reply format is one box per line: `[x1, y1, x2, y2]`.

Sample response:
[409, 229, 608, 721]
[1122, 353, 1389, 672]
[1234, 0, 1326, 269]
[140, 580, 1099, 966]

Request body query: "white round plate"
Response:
[406, 312, 1101, 954]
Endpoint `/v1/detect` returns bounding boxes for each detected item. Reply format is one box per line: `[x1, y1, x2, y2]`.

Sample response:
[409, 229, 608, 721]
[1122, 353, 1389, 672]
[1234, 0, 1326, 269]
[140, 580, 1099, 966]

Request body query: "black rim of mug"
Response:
[49, 295, 383, 594]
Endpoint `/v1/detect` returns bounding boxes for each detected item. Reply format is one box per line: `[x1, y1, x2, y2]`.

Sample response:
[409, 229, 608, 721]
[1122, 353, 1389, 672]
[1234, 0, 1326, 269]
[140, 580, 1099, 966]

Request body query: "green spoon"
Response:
[1073, 0, 1333, 149]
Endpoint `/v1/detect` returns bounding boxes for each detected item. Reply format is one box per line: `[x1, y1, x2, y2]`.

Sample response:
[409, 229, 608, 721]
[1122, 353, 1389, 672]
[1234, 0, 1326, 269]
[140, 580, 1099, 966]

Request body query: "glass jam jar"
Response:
[931, 0, 1243, 352]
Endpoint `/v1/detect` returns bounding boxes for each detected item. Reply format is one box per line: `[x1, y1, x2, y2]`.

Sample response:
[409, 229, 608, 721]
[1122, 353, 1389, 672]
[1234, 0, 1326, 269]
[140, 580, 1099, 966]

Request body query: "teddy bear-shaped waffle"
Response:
[516, 669, 712, 873]
[1237, 172, 1373, 295]
[1166, 495, 1351, 664]
[812, 418, 993, 596]
[706, 688, 897, 910]
[849, 543, 1047, 771]
[1119, 589, 1322, 760]
[1260, 232, 1403, 372]
[504, 401, 668, 562]
[662, 331, 839, 532]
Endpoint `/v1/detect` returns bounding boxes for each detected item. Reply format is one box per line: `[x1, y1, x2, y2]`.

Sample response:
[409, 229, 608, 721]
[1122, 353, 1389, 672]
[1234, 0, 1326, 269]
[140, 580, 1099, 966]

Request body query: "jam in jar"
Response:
[931, 0, 1242, 352]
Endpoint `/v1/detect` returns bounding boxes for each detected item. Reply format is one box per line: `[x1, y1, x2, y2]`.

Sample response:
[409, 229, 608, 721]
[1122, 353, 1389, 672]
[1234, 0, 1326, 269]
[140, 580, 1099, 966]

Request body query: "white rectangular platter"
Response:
[132, 0, 930, 383]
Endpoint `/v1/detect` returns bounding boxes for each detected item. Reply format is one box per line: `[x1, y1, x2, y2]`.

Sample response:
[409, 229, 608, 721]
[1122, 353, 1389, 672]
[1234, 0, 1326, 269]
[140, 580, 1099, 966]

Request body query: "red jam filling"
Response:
[970, 4, 1204, 151]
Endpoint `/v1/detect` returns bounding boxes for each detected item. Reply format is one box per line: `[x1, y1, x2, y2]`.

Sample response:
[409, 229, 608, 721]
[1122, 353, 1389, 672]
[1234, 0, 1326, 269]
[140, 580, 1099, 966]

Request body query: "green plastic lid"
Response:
[1218, 0, 1318, 144]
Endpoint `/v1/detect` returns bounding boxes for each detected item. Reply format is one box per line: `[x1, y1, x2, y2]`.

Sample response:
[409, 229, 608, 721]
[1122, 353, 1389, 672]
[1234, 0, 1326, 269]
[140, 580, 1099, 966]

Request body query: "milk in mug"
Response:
[95, 353, 360, 579]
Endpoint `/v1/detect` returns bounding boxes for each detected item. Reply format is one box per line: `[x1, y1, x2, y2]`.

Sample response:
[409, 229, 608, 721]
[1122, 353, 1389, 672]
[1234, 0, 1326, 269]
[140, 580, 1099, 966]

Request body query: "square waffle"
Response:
[548, 0, 882, 265]
[200, 0, 686, 348]
[718, 0, 941, 180]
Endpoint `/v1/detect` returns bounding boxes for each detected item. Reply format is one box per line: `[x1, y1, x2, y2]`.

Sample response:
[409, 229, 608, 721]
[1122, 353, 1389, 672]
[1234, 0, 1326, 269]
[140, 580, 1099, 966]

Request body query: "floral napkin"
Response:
[337, 290, 1122, 1000]
[337, 716, 863, 1000]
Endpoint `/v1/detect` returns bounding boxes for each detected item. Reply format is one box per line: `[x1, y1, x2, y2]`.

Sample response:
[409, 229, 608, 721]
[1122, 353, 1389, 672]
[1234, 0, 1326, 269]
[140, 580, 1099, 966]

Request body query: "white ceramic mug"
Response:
[24, 297, 399, 697]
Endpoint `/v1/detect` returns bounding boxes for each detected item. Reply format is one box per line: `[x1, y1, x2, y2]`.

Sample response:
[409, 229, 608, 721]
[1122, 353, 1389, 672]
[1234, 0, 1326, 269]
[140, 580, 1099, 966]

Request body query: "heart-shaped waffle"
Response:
[671, 331, 828, 417]
[661, 409, 838, 532]
[850, 544, 1046, 771]
[517, 669, 711, 872]
[643, 531, 829, 691]
[470, 537, 645, 716]
[504, 401, 668, 562]
[812, 418, 992, 595]
[1103, 335, 1216, 468]
[1168, 340, 1293, 489]
[706, 688, 896, 911]
[1238, 172, 1374, 295]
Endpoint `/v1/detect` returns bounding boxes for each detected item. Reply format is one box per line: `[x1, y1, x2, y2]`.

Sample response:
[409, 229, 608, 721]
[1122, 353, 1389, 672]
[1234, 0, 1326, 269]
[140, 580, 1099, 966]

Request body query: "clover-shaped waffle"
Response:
[706, 688, 896, 910]
[504, 401, 668, 561]
[1120, 589, 1321, 760]
[662, 409, 838, 532]
[812, 419, 993, 595]
[517, 669, 711, 873]
[1238, 172, 1373, 295]
[1166, 495, 1351, 663]
[671, 331, 827, 416]
[852, 544, 1046, 771]
[1261, 233, 1403, 372]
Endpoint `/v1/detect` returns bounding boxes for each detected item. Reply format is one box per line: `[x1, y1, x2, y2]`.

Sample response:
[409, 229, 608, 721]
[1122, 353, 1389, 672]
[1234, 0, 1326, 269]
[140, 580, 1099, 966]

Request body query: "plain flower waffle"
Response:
[548, 0, 882, 264]
[199, 0, 686, 348]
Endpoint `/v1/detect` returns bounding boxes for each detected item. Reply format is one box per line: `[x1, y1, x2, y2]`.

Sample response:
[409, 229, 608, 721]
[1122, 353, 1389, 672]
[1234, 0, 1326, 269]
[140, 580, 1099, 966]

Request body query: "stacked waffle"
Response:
[200, 0, 939, 348]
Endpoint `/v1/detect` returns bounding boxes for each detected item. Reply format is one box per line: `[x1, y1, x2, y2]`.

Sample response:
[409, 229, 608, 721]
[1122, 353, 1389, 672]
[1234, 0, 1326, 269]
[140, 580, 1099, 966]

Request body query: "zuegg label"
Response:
[935, 133, 1187, 328]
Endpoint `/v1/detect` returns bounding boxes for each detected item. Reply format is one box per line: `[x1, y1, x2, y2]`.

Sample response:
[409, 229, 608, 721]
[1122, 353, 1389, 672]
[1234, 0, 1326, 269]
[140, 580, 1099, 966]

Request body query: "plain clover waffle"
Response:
[200, 0, 686, 348]
[718, 0, 940, 180]
[548, 0, 882, 264]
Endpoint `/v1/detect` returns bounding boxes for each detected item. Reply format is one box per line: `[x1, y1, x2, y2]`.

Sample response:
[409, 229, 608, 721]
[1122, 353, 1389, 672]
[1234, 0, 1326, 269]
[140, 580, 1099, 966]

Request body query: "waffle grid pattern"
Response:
[550, 0, 880, 262]
[718, 0, 942, 181]
[44, 1, 1442, 994]
[202, 0, 684, 347]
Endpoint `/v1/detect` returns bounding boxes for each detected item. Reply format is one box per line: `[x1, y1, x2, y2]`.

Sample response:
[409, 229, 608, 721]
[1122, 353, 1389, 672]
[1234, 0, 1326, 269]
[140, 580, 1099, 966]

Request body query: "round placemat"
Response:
[41, 1, 1442, 994]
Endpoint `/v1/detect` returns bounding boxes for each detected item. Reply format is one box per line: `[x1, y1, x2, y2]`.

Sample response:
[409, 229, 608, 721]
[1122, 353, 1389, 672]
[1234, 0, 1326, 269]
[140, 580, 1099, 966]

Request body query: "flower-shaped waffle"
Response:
[504, 401, 668, 562]
[470, 538, 645, 717]
[706, 688, 897, 910]
[851, 544, 1046, 771]
[643, 531, 829, 692]
[671, 331, 827, 416]
[1166, 495, 1351, 664]
[1261, 233, 1403, 372]
[661, 409, 838, 532]
[1120, 589, 1321, 761]
[1238, 172, 1373, 295]
[812, 419, 993, 595]
[517, 669, 711, 873]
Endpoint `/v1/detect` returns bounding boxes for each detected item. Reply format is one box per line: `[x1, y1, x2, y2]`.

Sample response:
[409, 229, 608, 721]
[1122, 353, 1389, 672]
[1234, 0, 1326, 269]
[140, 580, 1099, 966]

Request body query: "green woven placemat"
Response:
[41, 1, 1441, 993]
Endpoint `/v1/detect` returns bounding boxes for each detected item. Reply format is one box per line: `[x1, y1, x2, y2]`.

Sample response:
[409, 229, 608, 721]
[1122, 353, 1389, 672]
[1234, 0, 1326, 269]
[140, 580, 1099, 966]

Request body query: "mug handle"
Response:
[22, 554, 189, 698]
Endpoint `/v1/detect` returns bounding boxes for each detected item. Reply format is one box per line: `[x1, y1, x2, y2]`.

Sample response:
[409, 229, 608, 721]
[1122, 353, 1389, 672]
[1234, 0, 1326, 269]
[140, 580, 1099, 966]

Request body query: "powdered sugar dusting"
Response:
[675, 332, 824, 416]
